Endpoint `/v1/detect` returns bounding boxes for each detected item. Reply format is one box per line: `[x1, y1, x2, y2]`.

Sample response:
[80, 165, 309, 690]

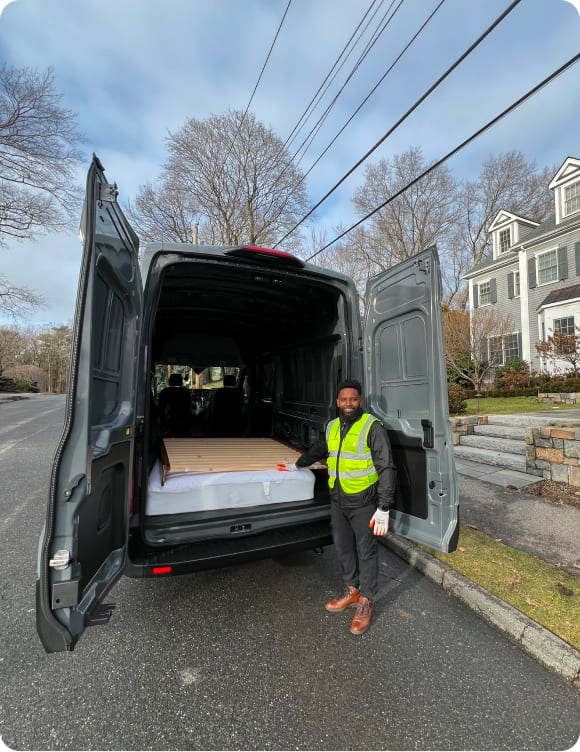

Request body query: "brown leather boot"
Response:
[325, 585, 361, 612]
[350, 596, 373, 634]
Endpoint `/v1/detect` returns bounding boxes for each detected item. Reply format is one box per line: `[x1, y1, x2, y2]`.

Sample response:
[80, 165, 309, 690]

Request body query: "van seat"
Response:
[208, 384, 244, 435]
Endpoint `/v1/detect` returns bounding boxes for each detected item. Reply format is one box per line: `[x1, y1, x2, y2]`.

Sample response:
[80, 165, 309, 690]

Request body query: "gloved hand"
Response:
[369, 508, 389, 536]
[277, 462, 297, 472]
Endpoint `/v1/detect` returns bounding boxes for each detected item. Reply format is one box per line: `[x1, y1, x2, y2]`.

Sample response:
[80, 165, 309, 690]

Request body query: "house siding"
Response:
[466, 157, 580, 378]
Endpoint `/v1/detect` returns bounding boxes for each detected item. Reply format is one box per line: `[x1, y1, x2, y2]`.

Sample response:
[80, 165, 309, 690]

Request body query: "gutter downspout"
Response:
[519, 243, 532, 365]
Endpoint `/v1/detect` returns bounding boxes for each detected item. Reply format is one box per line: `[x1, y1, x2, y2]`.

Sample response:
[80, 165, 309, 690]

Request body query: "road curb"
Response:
[0, 395, 30, 404]
[381, 533, 580, 687]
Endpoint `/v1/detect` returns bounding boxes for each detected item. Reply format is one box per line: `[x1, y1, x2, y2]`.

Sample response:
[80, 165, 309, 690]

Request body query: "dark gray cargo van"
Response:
[36, 156, 458, 652]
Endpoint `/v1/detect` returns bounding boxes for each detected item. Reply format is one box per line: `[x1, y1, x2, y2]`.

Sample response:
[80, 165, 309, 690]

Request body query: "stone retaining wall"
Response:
[525, 425, 580, 485]
[449, 416, 580, 486]
[449, 415, 488, 446]
[537, 392, 580, 404]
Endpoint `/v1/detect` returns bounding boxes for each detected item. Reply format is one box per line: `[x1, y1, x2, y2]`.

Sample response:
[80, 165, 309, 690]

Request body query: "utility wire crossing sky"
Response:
[0, 0, 579, 325]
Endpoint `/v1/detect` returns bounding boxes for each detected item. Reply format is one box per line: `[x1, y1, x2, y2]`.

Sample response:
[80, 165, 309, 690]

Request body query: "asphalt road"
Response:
[1, 395, 579, 751]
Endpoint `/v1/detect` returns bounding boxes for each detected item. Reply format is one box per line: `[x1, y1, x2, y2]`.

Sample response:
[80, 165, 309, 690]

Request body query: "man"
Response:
[283, 379, 396, 635]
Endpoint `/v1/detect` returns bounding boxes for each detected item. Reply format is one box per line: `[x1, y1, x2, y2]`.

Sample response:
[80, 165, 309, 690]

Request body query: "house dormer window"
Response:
[565, 180, 580, 217]
[499, 228, 511, 253]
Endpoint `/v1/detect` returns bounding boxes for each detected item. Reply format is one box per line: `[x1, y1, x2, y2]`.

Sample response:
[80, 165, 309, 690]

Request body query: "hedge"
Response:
[0, 376, 39, 393]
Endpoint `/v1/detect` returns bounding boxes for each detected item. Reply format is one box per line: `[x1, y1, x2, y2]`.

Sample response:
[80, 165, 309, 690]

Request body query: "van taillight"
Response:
[153, 567, 172, 575]
[224, 245, 304, 267]
[243, 245, 294, 258]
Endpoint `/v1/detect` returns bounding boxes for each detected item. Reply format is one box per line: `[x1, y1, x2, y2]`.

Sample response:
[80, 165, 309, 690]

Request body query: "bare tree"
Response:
[126, 181, 203, 245]
[352, 147, 460, 269]
[348, 148, 554, 310]
[310, 226, 381, 310]
[0, 65, 84, 244]
[129, 110, 309, 249]
[444, 307, 514, 391]
[0, 326, 23, 375]
[36, 325, 72, 393]
[0, 273, 45, 316]
[457, 151, 554, 301]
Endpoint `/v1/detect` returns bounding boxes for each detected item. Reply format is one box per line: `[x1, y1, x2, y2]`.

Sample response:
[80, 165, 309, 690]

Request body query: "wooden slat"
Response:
[161, 438, 307, 483]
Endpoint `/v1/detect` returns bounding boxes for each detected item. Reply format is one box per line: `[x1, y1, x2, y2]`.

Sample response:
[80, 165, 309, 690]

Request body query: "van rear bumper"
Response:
[125, 519, 332, 578]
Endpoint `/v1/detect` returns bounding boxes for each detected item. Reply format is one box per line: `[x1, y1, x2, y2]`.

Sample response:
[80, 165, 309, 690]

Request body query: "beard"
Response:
[339, 405, 363, 423]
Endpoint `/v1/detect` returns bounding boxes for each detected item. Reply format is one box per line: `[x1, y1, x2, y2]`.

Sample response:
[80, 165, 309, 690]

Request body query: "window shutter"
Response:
[482, 338, 488, 363]
[507, 272, 514, 299]
[528, 257, 536, 288]
[558, 246, 568, 280]
[576, 242, 580, 276]
[490, 278, 497, 303]
[472, 284, 479, 309]
[517, 332, 522, 360]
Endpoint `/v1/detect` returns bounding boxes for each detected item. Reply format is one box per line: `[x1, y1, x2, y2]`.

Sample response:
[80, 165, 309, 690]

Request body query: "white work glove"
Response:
[369, 508, 389, 536]
[277, 462, 297, 472]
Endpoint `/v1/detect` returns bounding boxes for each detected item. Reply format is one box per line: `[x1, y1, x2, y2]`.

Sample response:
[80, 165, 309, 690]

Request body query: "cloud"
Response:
[561, 0, 580, 15]
[0, 0, 579, 324]
[0, 0, 17, 17]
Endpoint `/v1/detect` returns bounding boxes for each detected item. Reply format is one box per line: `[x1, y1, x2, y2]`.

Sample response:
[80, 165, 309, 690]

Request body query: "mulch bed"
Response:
[526, 479, 580, 510]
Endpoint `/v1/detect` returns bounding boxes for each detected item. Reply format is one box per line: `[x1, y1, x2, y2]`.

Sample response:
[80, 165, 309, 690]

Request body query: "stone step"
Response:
[460, 434, 527, 455]
[453, 444, 527, 472]
[485, 414, 580, 427]
[473, 424, 526, 440]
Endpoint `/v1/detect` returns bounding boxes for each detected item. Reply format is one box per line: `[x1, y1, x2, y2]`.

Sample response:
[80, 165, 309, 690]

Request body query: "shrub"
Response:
[494, 359, 528, 388]
[0, 376, 38, 393]
[448, 383, 467, 414]
[541, 378, 580, 393]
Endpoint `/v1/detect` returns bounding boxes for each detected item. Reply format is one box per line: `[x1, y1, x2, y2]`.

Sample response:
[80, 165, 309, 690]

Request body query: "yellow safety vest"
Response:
[326, 413, 379, 494]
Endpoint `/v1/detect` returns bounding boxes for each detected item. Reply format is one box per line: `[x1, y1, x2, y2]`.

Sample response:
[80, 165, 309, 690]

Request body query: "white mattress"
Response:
[146, 460, 315, 516]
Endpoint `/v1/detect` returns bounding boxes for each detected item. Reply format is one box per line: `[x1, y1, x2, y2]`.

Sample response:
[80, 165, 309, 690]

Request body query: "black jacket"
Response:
[296, 408, 397, 510]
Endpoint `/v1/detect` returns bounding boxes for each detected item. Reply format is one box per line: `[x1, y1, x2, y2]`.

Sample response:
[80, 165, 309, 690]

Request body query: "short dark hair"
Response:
[337, 379, 362, 396]
[169, 373, 183, 387]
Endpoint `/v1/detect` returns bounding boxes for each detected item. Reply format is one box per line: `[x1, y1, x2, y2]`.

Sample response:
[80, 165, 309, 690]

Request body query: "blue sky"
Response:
[0, 0, 579, 326]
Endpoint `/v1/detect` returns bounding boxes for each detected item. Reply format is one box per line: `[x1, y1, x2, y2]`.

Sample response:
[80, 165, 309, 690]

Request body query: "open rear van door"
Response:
[36, 156, 142, 652]
[363, 246, 458, 553]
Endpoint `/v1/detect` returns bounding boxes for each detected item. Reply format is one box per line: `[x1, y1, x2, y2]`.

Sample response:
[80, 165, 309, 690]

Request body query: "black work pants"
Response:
[330, 498, 378, 600]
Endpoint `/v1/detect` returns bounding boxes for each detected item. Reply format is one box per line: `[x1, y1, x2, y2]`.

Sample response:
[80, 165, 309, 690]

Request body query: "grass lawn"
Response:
[446, 394, 580, 650]
[454, 395, 580, 417]
[422, 525, 580, 650]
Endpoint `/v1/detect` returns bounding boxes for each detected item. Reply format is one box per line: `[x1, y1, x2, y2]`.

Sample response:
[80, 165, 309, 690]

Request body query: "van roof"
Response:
[140, 242, 353, 284]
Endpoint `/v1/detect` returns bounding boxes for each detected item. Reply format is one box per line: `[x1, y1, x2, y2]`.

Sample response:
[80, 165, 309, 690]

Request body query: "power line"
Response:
[288, 0, 405, 169]
[242, 0, 293, 122]
[228, 0, 293, 155]
[285, 0, 447, 196]
[279, 0, 385, 157]
[273, 0, 523, 247]
[306, 51, 580, 261]
[263, 0, 407, 217]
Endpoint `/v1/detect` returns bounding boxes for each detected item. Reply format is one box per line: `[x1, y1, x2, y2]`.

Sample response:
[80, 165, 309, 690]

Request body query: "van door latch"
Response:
[63, 474, 84, 501]
[49, 550, 71, 570]
[98, 182, 119, 203]
[415, 259, 430, 274]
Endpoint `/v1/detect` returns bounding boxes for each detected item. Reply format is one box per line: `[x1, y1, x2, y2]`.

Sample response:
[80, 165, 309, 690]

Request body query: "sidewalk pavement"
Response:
[383, 412, 580, 686]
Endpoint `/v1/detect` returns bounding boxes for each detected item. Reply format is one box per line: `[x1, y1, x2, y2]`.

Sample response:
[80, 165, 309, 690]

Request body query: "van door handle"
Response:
[421, 419, 434, 448]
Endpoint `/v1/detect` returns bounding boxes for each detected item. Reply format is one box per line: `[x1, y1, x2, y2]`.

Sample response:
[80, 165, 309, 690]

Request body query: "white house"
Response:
[463, 156, 580, 375]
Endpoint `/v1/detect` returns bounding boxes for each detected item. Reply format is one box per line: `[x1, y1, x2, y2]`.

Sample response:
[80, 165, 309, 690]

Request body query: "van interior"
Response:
[133, 254, 351, 550]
